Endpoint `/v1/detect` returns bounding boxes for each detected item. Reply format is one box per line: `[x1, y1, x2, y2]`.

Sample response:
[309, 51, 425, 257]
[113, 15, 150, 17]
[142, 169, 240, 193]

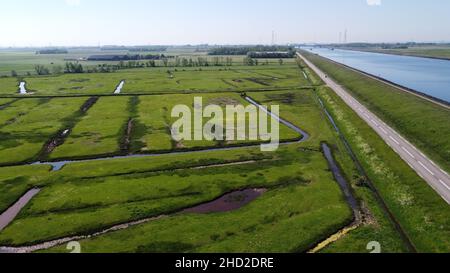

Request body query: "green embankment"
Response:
[301, 50, 450, 174]
[317, 86, 450, 252]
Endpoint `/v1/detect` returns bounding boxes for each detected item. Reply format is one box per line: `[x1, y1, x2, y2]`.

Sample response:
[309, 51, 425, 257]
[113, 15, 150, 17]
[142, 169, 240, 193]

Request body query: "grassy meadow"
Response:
[0, 98, 86, 165]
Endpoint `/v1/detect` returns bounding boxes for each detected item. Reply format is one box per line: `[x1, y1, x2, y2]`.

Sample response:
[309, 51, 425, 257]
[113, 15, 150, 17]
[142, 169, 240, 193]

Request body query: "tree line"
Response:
[87, 54, 169, 61]
[209, 46, 295, 55]
[7, 55, 284, 77]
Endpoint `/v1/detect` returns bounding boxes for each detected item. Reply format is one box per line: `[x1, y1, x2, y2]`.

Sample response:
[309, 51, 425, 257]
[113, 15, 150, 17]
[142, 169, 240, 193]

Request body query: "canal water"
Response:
[302, 47, 450, 103]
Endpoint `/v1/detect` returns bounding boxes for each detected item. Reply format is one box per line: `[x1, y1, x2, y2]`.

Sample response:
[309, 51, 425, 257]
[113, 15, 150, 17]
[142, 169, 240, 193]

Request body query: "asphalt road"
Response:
[298, 53, 450, 205]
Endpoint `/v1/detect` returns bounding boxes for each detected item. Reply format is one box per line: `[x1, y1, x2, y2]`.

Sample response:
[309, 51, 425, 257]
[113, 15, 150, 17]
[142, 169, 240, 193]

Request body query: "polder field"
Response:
[0, 64, 306, 96]
[0, 51, 449, 254]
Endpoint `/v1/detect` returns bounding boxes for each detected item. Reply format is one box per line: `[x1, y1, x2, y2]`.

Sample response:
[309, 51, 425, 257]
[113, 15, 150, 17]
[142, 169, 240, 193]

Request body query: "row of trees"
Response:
[10, 55, 286, 77]
[36, 49, 68, 54]
[243, 57, 284, 66]
[247, 51, 295, 58]
[87, 54, 168, 61]
[209, 46, 295, 55]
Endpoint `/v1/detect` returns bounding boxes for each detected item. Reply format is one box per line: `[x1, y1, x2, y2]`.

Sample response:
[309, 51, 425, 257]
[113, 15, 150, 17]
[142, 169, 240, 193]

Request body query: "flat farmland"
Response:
[0, 98, 15, 106]
[23, 74, 123, 96]
[0, 146, 352, 252]
[0, 71, 360, 252]
[0, 48, 298, 77]
[0, 64, 309, 97]
[0, 52, 418, 254]
[122, 65, 308, 94]
[49, 97, 130, 160]
[0, 98, 86, 165]
[132, 93, 301, 153]
[0, 77, 19, 95]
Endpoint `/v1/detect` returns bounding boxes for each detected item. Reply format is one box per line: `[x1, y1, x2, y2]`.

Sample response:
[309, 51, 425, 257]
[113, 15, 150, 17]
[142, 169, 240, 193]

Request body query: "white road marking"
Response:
[371, 119, 379, 126]
[389, 136, 400, 145]
[418, 161, 435, 176]
[402, 147, 416, 159]
[380, 127, 388, 134]
[439, 180, 450, 191]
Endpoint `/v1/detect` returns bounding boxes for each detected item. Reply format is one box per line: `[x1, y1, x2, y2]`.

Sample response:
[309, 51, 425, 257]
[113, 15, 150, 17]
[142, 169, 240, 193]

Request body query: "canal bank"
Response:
[301, 47, 450, 106]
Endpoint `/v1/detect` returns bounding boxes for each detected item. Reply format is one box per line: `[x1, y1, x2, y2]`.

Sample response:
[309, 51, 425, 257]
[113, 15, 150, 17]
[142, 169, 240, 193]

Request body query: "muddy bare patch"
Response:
[184, 189, 266, 214]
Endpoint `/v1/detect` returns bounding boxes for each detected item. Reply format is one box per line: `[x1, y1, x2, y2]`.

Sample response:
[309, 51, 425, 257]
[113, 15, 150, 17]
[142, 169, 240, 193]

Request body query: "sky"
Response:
[1, 0, 450, 46]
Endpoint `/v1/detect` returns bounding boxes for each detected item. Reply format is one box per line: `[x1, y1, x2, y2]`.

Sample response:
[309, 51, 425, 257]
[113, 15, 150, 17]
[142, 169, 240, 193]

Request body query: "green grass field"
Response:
[0, 77, 19, 95]
[0, 98, 86, 165]
[0, 76, 359, 252]
[1, 65, 306, 96]
[49, 97, 130, 160]
[0, 148, 352, 248]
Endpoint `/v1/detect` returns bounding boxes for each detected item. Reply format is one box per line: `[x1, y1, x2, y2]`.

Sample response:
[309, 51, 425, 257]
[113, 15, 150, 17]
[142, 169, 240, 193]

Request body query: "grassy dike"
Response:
[300, 50, 450, 174]
[316, 86, 450, 252]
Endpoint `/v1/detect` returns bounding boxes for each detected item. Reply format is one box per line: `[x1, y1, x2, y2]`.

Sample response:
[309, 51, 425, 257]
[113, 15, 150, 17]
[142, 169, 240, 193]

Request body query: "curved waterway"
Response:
[302, 47, 450, 103]
[0, 189, 40, 231]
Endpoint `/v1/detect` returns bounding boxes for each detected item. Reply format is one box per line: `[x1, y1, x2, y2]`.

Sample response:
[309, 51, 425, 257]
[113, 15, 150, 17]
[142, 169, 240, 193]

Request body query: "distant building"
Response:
[247, 51, 295, 58]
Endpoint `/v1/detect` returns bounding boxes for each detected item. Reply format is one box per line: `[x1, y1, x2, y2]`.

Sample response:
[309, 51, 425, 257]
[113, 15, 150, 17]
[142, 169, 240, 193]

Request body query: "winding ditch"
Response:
[316, 96, 416, 252]
[307, 143, 362, 253]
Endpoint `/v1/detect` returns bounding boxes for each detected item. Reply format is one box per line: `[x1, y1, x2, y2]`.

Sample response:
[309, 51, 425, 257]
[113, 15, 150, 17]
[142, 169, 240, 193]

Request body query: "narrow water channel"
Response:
[114, 80, 125, 94]
[18, 82, 27, 95]
[0, 189, 40, 231]
[321, 143, 359, 215]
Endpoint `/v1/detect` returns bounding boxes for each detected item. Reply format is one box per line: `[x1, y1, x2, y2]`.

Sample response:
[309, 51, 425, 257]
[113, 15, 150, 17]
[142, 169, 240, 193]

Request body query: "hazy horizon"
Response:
[1, 0, 450, 47]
